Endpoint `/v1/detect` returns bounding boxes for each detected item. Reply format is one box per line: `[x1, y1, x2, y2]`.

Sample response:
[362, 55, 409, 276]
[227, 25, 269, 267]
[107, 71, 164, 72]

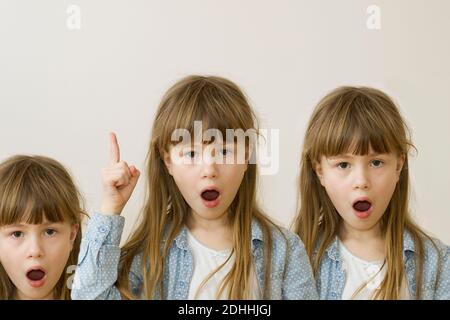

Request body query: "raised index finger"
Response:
[109, 132, 120, 165]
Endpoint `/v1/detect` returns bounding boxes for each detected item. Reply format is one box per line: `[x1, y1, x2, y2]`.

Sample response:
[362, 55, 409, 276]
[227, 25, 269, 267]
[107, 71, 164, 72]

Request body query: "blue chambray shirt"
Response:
[315, 231, 450, 300]
[71, 213, 318, 300]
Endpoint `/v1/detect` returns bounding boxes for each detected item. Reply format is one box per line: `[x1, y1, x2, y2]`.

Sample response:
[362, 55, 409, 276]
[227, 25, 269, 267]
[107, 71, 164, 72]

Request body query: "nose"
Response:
[26, 236, 44, 259]
[200, 147, 218, 179]
[353, 166, 370, 190]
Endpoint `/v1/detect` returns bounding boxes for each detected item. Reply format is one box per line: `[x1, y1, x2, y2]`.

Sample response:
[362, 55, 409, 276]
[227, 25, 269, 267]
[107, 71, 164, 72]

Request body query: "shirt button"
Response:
[98, 226, 108, 233]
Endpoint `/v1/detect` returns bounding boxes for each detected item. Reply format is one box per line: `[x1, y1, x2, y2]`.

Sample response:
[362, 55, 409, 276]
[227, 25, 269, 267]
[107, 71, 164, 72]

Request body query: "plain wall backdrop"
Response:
[0, 0, 449, 244]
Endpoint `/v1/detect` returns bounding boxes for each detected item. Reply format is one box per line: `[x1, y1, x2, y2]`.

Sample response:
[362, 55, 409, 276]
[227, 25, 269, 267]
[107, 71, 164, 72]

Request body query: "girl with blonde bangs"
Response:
[72, 75, 317, 300]
[0, 155, 83, 300]
[294, 86, 450, 300]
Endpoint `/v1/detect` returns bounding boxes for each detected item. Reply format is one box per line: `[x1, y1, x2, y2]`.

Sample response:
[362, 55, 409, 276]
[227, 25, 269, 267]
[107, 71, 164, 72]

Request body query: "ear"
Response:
[163, 151, 173, 176]
[69, 223, 79, 250]
[314, 160, 325, 186]
[395, 153, 406, 181]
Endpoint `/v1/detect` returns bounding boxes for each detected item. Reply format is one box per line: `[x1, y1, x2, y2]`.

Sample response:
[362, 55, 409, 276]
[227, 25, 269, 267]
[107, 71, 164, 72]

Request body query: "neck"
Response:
[340, 222, 383, 242]
[339, 222, 385, 261]
[187, 209, 233, 251]
[187, 210, 230, 232]
[15, 289, 55, 300]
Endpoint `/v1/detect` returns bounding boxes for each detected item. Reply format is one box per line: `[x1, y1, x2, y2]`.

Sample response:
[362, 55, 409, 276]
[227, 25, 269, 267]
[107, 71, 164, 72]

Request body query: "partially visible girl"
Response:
[294, 86, 450, 299]
[0, 155, 83, 299]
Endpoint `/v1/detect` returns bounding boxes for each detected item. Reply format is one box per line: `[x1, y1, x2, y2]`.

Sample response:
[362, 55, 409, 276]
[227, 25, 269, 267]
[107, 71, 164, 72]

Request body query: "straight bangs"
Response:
[0, 157, 81, 226]
[155, 76, 258, 153]
[308, 88, 410, 162]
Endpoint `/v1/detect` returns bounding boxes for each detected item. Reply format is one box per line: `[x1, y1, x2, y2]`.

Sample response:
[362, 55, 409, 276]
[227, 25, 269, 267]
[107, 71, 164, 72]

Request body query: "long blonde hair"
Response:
[117, 75, 284, 299]
[0, 155, 85, 300]
[294, 86, 441, 299]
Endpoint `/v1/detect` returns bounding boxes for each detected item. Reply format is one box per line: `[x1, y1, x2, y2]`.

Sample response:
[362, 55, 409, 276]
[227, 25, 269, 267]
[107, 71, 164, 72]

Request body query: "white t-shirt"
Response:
[187, 230, 259, 299]
[339, 241, 410, 300]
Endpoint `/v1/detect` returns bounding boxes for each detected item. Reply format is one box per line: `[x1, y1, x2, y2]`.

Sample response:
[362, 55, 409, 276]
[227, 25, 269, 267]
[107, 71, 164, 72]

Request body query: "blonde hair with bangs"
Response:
[117, 75, 286, 299]
[294, 86, 442, 299]
[0, 155, 84, 300]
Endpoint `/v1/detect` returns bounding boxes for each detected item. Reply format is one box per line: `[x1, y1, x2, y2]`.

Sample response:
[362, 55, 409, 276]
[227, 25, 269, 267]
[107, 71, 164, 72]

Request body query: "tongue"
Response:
[353, 201, 371, 212]
[201, 190, 219, 201]
[27, 270, 45, 281]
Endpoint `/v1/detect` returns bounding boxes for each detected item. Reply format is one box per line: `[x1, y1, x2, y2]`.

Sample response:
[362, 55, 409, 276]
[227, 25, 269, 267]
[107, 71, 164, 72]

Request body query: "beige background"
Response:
[0, 0, 448, 244]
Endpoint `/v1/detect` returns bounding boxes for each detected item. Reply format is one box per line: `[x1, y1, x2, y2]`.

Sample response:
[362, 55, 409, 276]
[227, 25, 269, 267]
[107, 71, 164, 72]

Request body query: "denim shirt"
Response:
[315, 231, 450, 300]
[71, 213, 318, 300]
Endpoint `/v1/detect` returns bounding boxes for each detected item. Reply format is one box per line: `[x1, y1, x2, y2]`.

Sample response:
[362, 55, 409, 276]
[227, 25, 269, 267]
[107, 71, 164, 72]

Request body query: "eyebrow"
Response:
[179, 141, 235, 147]
[329, 153, 384, 159]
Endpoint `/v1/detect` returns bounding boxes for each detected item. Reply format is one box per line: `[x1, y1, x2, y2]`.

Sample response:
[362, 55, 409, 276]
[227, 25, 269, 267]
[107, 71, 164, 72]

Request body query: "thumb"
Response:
[129, 166, 140, 187]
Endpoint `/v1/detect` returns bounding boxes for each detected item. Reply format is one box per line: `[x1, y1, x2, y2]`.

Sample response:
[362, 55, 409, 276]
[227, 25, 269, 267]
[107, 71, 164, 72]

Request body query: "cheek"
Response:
[169, 167, 199, 203]
[322, 174, 351, 208]
[48, 240, 73, 265]
[171, 167, 196, 190]
[0, 240, 15, 258]
[224, 166, 246, 189]
[0, 246, 20, 274]
[322, 173, 347, 195]
[375, 173, 399, 198]
[325, 188, 345, 208]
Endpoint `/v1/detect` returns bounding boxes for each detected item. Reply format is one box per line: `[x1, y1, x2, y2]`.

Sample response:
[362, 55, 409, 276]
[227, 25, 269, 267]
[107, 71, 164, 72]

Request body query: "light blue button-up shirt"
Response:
[315, 231, 450, 299]
[71, 213, 318, 300]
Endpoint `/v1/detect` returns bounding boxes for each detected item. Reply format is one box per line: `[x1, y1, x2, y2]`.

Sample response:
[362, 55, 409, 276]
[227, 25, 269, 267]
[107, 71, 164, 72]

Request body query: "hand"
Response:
[100, 132, 140, 215]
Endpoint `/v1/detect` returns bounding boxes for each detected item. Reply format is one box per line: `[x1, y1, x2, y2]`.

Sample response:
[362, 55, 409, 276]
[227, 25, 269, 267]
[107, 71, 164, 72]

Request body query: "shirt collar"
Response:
[402, 230, 416, 255]
[321, 230, 416, 261]
[325, 236, 341, 261]
[172, 219, 265, 251]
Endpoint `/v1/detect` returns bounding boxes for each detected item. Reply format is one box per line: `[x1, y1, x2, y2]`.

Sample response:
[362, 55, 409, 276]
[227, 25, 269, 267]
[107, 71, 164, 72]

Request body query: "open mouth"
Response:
[201, 190, 220, 201]
[26, 268, 46, 287]
[353, 200, 372, 212]
[200, 188, 221, 208]
[352, 199, 372, 219]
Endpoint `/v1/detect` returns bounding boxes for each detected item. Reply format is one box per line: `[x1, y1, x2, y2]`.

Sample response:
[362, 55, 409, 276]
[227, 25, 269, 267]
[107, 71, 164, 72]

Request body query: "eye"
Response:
[371, 159, 384, 167]
[337, 162, 350, 169]
[184, 150, 198, 159]
[11, 231, 24, 239]
[44, 229, 57, 237]
[219, 148, 232, 156]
